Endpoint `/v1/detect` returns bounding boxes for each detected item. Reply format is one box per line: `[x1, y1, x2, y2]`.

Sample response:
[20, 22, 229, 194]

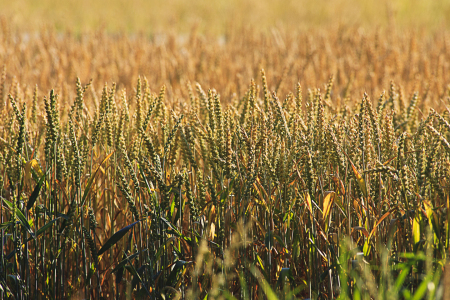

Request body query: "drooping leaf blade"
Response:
[27, 218, 61, 243]
[2, 198, 34, 237]
[98, 220, 140, 256]
[27, 174, 45, 211]
[16, 207, 34, 237]
[0, 221, 14, 230]
[111, 250, 147, 273]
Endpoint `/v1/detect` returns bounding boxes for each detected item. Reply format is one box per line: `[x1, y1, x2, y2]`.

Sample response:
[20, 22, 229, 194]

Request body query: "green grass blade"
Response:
[98, 220, 140, 256]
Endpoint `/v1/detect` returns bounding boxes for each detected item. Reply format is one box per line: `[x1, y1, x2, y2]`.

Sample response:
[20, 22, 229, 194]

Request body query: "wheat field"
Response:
[0, 1, 450, 299]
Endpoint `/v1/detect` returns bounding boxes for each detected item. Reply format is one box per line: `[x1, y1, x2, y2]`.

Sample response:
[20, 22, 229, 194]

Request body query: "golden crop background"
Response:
[1, 25, 450, 111]
[1, 1, 450, 300]
[1, 0, 450, 33]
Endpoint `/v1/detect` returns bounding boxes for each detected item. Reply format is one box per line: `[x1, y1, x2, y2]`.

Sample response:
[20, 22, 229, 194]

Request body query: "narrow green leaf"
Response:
[161, 217, 181, 236]
[26, 218, 61, 242]
[5, 249, 16, 260]
[124, 265, 139, 277]
[16, 207, 34, 236]
[1, 197, 13, 210]
[27, 174, 45, 211]
[249, 265, 278, 300]
[111, 250, 147, 273]
[98, 220, 140, 256]
[2, 198, 34, 236]
[0, 221, 14, 230]
[410, 274, 433, 300]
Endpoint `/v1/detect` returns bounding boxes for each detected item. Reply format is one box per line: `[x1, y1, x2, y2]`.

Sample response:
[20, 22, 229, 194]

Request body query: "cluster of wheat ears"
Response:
[0, 23, 449, 299]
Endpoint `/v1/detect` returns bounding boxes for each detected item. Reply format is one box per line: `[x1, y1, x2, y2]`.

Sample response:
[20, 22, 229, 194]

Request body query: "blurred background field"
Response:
[1, 0, 450, 105]
[1, 0, 450, 33]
